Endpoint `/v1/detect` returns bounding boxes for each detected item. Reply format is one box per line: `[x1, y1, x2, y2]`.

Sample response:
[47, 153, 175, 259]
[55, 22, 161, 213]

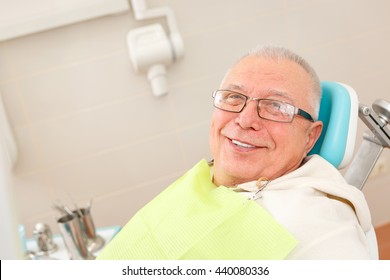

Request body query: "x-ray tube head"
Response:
[147, 64, 168, 97]
[127, 24, 174, 96]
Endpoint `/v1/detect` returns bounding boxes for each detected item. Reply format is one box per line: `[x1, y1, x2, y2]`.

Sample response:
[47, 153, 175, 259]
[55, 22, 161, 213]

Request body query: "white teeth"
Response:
[232, 139, 255, 148]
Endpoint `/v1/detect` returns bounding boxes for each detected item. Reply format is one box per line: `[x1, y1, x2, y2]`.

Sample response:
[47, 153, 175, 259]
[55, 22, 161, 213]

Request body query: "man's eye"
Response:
[225, 94, 244, 104]
[266, 101, 284, 112]
[270, 101, 282, 109]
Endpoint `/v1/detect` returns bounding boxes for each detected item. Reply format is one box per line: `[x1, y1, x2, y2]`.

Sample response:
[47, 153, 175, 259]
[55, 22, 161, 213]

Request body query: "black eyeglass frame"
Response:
[212, 89, 315, 123]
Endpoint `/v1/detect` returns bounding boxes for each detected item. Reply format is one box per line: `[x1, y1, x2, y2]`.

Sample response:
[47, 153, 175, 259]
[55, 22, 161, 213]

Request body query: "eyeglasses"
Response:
[212, 89, 314, 123]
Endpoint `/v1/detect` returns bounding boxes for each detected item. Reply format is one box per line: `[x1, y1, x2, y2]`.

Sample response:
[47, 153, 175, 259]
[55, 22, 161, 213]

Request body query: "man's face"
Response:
[210, 56, 322, 186]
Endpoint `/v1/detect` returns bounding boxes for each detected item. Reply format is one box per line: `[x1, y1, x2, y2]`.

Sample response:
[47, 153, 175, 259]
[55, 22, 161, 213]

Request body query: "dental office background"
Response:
[0, 0, 389, 259]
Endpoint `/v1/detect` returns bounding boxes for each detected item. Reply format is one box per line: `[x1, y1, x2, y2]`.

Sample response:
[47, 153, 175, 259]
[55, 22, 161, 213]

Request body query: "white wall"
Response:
[0, 0, 389, 240]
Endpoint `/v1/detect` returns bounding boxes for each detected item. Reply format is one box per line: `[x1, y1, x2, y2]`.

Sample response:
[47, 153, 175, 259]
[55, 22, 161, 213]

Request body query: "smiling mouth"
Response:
[231, 139, 256, 148]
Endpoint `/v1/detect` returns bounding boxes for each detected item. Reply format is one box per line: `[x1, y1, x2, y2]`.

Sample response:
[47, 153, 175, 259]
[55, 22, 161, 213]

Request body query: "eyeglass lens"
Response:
[213, 90, 295, 122]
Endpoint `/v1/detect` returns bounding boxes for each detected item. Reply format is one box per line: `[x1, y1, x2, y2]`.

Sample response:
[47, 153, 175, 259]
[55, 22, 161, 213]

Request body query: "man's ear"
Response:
[305, 121, 323, 154]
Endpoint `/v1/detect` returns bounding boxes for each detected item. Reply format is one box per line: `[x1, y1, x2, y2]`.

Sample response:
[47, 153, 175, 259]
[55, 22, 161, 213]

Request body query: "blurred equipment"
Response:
[32, 223, 58, 255]
[127, 0, 184, 96]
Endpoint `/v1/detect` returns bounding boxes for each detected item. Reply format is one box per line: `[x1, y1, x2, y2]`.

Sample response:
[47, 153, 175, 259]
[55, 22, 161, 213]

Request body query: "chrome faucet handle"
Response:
[33, 223, 58, 255]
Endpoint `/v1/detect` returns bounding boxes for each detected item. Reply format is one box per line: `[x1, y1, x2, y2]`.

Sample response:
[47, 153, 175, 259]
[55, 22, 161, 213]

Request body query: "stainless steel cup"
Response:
[74, 208, 105, 253]
[57, 214, 94, 260]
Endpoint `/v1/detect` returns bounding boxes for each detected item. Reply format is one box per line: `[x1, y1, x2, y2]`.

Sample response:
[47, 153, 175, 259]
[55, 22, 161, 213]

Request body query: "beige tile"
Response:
[147, 0, 285, 36]
[285, 0, 390, 50]
[346, 69, 390, 106]
[179, 122, 212, 169]
[31, 94, 177, 166]
[12, 126, 46, 174]
[169, 14, 289, 87]
[282, 0, 312, 10]
[92, 173, 181, 228]
[302, 28, 390, 84]
[170, 75, 218, 127]
[0, 42, 16, 82]
[16, 51, 149, 123]
[0, 83, 28, 127]
[12, 171, 54, 223]
[2, 11, 133, 78]
[45, 132, 185, 202]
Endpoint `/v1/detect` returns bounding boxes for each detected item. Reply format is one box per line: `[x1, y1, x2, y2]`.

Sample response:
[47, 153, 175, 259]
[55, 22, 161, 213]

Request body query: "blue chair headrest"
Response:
[309, 81, 358, 169]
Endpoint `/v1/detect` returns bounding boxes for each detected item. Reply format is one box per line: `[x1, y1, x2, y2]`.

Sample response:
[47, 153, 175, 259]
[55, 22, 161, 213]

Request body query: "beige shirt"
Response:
[229, 155, 372, 259]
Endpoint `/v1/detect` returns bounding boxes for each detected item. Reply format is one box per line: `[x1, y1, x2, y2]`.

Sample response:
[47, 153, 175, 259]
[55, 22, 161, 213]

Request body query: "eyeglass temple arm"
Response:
[344, 99, 390, 190]
[297, 108, 314, 121]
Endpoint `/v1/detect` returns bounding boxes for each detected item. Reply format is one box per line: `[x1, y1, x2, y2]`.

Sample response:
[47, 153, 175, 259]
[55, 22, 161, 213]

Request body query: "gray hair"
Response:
[226, 45, 322, 120]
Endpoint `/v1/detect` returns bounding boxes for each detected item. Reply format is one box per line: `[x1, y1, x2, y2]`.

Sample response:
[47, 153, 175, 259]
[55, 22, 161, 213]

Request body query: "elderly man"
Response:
[97, 45, 372, 260]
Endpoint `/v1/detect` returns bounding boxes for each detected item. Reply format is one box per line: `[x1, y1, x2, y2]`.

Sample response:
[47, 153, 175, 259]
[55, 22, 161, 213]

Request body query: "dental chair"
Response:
[309, 81, 390, 260]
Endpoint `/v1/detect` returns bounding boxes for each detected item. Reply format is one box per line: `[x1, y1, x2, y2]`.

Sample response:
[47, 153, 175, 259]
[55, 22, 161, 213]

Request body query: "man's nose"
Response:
[234, 100, 263, 130]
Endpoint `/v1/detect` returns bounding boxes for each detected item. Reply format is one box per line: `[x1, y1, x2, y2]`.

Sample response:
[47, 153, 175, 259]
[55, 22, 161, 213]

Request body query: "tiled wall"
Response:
[0, 0, 390, 237]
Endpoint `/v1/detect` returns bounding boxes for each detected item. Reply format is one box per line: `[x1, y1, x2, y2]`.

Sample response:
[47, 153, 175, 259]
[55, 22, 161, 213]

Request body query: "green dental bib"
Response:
[97, 160, 297, 259]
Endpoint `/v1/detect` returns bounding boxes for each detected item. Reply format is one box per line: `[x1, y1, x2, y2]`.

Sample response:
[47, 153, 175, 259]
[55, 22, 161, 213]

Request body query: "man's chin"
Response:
[218, 164, 259, 185]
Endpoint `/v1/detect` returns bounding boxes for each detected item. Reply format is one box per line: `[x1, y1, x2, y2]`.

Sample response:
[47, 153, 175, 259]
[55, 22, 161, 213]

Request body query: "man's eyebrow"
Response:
[224, 84, 244, 91]
[265, 89, 294, 103]
[222, 84, 295, 103]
